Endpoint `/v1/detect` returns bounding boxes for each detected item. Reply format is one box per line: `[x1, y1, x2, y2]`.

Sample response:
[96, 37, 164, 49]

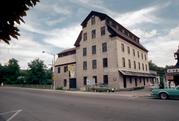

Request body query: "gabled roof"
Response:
[74, 11, 148, 52]
[81, 11, 107, 26]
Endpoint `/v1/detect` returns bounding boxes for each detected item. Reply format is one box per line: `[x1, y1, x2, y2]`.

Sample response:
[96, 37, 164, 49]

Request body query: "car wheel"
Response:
[160, 92, 168, 100]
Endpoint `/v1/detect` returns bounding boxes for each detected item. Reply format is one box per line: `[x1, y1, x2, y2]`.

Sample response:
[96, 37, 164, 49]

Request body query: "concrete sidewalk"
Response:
[63, 88, 152, 97]
[2, 86, 152, 98]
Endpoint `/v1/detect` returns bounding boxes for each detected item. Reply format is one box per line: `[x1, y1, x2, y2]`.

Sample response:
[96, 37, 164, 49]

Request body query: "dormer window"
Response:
[91, 15, 95, 25]
[122, 29, 125, 33]
[132, 36, 134, 39]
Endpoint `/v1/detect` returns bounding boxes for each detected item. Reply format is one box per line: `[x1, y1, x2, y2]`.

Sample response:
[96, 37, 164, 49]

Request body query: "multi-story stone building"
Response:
[54, 11, 155, 90]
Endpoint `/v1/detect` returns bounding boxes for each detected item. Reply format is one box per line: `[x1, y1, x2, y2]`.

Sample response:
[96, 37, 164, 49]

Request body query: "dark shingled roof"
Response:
[74, 31, 82, 47]
[107, 25, 148, 52]
[58, 47, 76, 57]
[74, 11, 148, 52]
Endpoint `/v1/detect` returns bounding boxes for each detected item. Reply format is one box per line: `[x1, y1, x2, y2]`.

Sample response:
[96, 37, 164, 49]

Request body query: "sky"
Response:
[0, 0, 179, 69]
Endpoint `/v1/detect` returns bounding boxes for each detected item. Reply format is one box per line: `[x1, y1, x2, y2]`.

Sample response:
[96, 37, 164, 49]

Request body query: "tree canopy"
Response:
[0, 58, 20, 84]
[149, 60, 165, 76]
[27, 58, 52, 84]
[0, 0, 39, 44]
[0, 58, 52, 85]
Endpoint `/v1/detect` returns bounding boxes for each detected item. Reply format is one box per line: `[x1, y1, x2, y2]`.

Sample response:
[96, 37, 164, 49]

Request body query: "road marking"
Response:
[0, 109, 22, 121]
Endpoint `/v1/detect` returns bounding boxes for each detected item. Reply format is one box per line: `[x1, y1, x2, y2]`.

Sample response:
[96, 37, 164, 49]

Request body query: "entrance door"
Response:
[69, 78, 76, 88]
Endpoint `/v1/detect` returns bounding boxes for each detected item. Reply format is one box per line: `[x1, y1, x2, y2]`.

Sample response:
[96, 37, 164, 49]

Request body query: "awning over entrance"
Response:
[119, 70, 156, 77]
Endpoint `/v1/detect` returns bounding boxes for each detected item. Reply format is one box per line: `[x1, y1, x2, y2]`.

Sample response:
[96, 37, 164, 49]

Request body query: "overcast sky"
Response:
[0, 0, 179, 69]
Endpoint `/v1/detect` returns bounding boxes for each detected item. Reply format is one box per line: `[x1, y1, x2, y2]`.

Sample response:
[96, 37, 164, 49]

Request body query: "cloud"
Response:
[46, 17, 66, 26]
[132, 29, 158, 41]
[0, 0, 177, 69]
[35, 1, 72, 16]
[115, 6, 160, 27]
[18, 22, 48, 35]
[146, 25, 179, 67]
[0, 33, 53, 69]
[44, 24, 81, 48]
[70, 0, 117, 16]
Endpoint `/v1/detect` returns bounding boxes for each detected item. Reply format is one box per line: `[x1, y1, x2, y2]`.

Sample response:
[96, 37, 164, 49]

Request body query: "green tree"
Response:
[149, 60, 165, 88]
[0, 64, 5, 84]
[149, 60, 165, 75]
[0, 0, 39, 44]
[26, 58, 48, 84]
[17, 69, 28, 84]
[0, 58, 20, 84]
[45, 69, 52, 85]
[6, 58, 20, 84]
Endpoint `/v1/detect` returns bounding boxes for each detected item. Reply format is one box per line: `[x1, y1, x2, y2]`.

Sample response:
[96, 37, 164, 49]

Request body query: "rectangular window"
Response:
[83, 61, 87, 70]
[103, 58, 108, 68]
[102, 42, 107, 52]
[122, 57, 125, 67]
[101, 26, 105, 36]
[64, 79, 67, 87]
[134, 61, 136, 69]
[128, 59, 131, 68]
[83, 48, 87, 56]
[121, 43, 125, 52]
[57, 67, 60, 73]
[103, 75, 108, 85]
[64, 65, 68, 72]
[83, 77, 87, 85]
[145, 54, 147, 60]
[91, 16, 95, 25]
[127, 46, 130, 54]
[92, 45, 96, 54]
[138, 62, 141, 70]
[141, 53, 143, 60]
[142, 63, 144, 70]
[92, 60, 97, 69]
[91, 29, 96, 39]
[137, 51, 140, 58]
[133, 49, 135, 56]
[93, 76, 97, 84]
[83, 32, 87, 41]
[145, 64, 148, 71]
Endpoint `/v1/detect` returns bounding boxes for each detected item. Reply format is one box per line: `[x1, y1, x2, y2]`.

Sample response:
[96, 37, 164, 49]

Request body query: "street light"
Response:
[42, 51, 56, 90]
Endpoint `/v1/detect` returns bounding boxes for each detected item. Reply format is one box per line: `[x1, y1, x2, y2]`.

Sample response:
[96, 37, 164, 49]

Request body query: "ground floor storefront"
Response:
[119, 70, 156, 89]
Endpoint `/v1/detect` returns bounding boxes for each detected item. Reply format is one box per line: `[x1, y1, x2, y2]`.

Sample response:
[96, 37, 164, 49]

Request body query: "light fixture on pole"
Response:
[42, 51, 56, 90]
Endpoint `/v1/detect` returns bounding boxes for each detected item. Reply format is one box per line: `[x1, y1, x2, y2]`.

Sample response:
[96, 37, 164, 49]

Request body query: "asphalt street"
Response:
[0, 87, 179, 121]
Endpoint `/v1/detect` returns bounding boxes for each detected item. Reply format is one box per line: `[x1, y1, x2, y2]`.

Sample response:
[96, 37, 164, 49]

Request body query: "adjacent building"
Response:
[54, 11, 155, 90]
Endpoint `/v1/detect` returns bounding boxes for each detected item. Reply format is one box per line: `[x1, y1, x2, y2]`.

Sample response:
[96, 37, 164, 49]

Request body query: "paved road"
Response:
[0, 87, 179, 121]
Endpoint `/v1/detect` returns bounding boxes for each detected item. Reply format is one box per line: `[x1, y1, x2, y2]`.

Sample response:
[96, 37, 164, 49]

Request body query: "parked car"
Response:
[151, 86, 179, 100]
